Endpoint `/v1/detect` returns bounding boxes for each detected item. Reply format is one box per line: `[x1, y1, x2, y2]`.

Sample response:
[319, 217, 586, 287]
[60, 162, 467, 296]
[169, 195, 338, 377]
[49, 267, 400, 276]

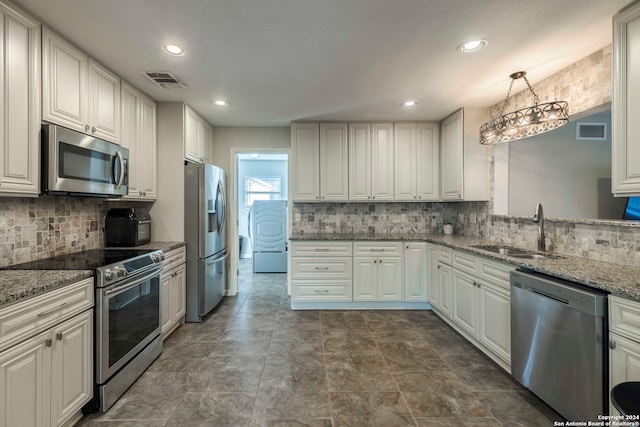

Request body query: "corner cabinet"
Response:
[0, 278, 94, 427]
[0, 2, 40, 196]
[440, 109, 490, 201]
[42, 28, 121, 144]
[121, 81, 157, 200]
[613, 3, 640, 196]
[161, 247, 186, 339]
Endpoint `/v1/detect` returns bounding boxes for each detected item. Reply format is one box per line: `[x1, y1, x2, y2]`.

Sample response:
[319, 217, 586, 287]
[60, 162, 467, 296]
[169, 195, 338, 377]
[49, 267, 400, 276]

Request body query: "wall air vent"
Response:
[576, 122, 607, 141]
[143, 72, 188, 90]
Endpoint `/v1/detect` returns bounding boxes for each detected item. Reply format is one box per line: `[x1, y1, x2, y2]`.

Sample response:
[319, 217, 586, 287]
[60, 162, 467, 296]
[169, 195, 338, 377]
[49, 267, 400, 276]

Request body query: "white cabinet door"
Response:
[427, 245, 441, 308]
[348, 123, 371, 201]
[404, 243, 427, 301]
[0, 330, 50, 427]
[50, 310, 92, 427]
[440, 110, 464, 200]
[394, 123, 417, 200]
[452, 269, 477, 336]
[198, 119, 212, 163]
[42, 28, 87, 133]
[613, 4, 640, 196]
[160, 272, 173, 336]
[184, 104, 201, 162]
[353, 257, 377, 301]
[121, 82, 141, 197]
[0, 3, 40, 196]
[377, 257, 403, 301]
[610, 332, 640, 414]
[139, 94, 157, 199]
[292, 123, 320, 201]
[477, 280, 511, 364]
[172, 264, 187, 323]
[320, 123, 349, 201]
[438, 262, 453, 317]
[371, 123, 394, 201]
[416, 123, 439, 201]
[88, 59, 120, 144]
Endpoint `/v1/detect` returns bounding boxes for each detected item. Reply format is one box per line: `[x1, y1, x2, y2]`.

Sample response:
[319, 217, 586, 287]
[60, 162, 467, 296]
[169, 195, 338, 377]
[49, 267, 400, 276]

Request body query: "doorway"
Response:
[228, 149, 289, 296]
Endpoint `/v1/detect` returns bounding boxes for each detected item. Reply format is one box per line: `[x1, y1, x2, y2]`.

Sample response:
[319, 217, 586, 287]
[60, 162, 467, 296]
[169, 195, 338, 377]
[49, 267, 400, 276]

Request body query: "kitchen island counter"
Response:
[290, 232, 640, 301]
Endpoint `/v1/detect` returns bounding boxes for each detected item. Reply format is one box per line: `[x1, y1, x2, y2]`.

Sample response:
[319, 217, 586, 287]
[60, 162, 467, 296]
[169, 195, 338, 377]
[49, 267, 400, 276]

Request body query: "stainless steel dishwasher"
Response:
[511, 269, 608, 421]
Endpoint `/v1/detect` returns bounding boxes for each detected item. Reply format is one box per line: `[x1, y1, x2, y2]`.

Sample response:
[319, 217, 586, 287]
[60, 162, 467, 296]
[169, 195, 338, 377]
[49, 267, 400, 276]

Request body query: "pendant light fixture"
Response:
[479, 71, 569, 145]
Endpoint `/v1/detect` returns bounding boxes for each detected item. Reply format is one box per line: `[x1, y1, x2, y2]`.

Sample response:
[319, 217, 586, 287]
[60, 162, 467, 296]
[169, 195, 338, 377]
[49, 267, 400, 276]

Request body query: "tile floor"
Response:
[80, 259, 560, 426]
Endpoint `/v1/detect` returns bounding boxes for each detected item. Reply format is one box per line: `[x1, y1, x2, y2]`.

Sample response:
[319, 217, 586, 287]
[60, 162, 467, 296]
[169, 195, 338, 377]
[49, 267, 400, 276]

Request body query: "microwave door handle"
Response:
[114, 151, 125, 189]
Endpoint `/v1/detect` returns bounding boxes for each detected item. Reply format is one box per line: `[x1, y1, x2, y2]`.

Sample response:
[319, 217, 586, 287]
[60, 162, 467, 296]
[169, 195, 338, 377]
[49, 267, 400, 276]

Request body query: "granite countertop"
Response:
[0, 240, 186, 310]
[290, 232, 640, 301]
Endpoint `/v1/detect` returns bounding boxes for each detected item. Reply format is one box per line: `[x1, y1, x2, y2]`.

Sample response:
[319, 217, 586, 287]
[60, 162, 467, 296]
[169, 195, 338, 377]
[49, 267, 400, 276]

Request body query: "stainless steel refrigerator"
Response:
[184, 163, 227, 322]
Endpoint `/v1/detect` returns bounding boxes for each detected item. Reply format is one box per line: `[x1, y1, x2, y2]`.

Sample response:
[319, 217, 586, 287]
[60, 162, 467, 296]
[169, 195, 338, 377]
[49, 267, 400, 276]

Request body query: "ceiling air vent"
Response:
[576, 122, 607, 141]
[143, 72, 188, 90]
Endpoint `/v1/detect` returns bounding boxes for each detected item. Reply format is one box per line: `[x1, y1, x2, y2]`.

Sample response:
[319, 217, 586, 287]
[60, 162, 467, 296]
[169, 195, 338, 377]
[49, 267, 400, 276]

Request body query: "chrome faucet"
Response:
[533, 203, 545, 252]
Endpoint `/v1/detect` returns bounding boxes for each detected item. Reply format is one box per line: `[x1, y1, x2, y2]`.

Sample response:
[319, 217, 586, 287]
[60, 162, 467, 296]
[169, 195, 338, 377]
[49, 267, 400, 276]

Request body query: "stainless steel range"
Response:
[4, 248, 165, 412]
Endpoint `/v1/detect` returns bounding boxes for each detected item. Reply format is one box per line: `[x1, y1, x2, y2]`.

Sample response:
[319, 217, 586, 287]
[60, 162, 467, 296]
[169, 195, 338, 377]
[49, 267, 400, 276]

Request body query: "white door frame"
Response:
[227, 147, 291, 296]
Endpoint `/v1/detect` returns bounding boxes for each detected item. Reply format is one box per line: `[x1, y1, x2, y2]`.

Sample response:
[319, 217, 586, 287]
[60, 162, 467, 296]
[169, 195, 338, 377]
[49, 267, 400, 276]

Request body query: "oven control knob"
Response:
[104, 269, 115, 281]
[114, 267, 126, 278]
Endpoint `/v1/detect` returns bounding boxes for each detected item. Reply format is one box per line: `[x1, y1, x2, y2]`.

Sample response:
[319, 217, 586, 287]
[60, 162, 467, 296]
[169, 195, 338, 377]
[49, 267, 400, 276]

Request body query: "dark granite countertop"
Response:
[0, 241, 186, 310]
[290, 232, 640, 301]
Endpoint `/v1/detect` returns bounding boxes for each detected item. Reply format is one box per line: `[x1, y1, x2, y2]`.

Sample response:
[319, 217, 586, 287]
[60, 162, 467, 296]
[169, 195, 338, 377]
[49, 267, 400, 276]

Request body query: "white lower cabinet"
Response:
[161, 247, 186, 339]
[353, 242, 403, 301]
[0, 278, 94, 427]
[404, 243, 427, 301]
[428, 243, 513, 371]
[609, 295, 640, 414]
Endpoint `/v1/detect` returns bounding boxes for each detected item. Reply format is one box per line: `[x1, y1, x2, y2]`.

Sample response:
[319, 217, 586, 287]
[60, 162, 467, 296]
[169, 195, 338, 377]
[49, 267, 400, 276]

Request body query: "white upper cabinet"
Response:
[394, 122, 439, 201]
[0, 2, 40, 196]
[348, 123, 372, 201]
[183, 103, 213, 164]
[121, 81, 157, 200]
[613, 3, 640, 196]
[371, 123, 394, 201]
[292, 123, 320, 201]
[320, 123, 349, 201]
[42, 28, 121, 144]
[440, 108, 489, 201]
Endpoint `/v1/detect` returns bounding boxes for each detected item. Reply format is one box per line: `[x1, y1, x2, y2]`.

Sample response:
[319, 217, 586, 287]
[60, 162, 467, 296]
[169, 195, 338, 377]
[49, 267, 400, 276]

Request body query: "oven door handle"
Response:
[103, 268, 161, 297]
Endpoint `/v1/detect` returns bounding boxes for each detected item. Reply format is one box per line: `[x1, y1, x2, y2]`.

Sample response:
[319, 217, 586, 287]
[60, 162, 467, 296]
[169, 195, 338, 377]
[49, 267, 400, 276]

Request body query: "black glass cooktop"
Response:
[2, 249, 155, 271]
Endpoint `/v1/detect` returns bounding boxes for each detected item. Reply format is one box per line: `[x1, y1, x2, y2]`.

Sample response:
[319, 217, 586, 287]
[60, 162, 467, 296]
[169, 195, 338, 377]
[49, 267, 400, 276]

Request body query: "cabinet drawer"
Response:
[290, 241, 353, 257]
[292, 280, 352, 302]
[610, 296, 640, 341]
[292, 258, 352, 280]
[477, 258, 513, 289]
[0, 278, 94, 353]
[353, 241, 403, 256]
[438, 246, 452, 264]
[163, 247, 186, 272]
[452, 250, 478, 274]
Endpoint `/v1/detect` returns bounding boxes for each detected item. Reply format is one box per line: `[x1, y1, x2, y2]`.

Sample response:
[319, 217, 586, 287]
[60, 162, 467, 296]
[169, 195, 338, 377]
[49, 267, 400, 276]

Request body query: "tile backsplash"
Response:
[0, 197, 108, 267]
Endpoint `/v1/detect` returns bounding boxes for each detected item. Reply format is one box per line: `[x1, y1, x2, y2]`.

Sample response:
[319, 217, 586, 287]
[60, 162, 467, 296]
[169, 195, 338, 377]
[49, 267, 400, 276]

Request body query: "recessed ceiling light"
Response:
[403, 100, 418, 107]
[457, 39, 488, 53]
[162, 44, 185, 56]
[214, 100, 228, 106]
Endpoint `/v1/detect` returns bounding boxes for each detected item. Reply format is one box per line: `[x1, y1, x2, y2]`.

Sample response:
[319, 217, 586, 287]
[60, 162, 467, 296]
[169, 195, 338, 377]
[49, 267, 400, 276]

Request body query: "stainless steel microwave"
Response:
[42, 124, 129, 197]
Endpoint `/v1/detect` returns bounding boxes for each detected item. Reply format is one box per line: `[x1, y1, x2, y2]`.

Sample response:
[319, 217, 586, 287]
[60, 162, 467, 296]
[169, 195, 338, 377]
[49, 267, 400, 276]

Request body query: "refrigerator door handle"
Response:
[216, 180, 227, 235]
[206, 251, 228, 265]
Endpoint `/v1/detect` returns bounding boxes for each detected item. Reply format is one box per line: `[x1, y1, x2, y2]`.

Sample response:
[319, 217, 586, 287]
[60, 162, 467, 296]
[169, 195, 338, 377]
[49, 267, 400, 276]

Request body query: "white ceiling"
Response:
[15, 0, 633, 127]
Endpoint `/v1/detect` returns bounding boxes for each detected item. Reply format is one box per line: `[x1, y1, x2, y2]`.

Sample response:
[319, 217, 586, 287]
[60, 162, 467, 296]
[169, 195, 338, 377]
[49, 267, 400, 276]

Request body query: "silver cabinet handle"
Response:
[314, 267, 329, 270]
[315, 248, 330, 252]
[45, 338, 52, 347]
[37, 302, 68, 317]
[371, 249, 385, 252]
[609, 340, 617, 349]
[85, 124, 90, 132]
[437, 265, 440, 269]
[314, 289, 329, 293]
[56, 332, 63, 341]
[91, 126, 96, 133]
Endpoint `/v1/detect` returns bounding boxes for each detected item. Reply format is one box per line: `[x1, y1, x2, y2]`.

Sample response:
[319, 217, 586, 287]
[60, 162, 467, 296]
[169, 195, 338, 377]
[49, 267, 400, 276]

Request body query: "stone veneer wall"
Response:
[0, 197, 108, 267]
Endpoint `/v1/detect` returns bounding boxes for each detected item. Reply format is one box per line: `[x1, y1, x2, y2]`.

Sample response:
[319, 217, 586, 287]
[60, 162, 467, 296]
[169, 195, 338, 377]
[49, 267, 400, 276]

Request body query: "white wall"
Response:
[508, 110, 612, 218]
[211, 127, 291, 171]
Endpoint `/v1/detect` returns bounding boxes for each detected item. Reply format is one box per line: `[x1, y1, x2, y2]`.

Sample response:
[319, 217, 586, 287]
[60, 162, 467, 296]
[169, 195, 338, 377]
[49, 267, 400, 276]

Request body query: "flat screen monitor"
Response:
[623, 197, 640, 220]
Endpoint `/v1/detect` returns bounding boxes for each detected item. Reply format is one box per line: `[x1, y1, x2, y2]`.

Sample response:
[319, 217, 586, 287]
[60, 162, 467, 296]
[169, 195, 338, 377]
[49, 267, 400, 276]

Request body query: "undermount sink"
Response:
[471, 244, 565, 260]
